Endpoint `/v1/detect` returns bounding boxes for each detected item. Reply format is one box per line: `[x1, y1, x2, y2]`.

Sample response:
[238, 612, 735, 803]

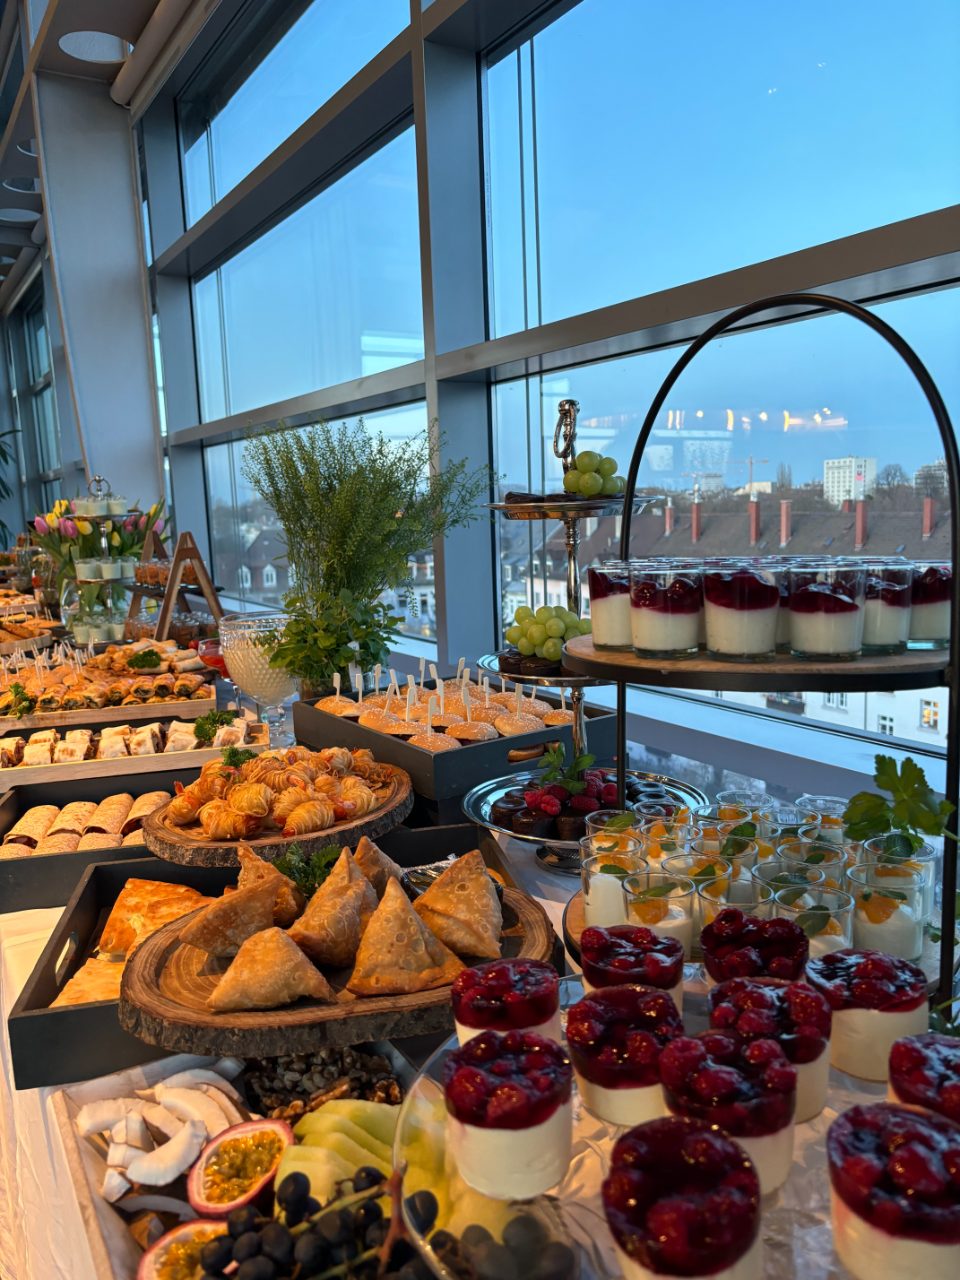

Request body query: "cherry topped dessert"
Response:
[602, 1117, 761, 1280]
[451, 959, 560, 1045]
[889, 1034, 960, 1126]
[579, 925, 684, 996]
[567, 985, 683, 1090]
[700, 909, 809, 983]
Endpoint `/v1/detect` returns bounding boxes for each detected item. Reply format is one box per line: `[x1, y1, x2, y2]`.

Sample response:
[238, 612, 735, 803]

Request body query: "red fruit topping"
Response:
[570, 794, 601, 813]
[806, 949, 928, 1012]
[708, 978, 832, 1065]
[451, 959, 559, 1032]
[600, 783, 619, 805]
[580, 925, 684, 993]
[539, 794, 562, 817]
[443, 1030, 571, 1130]
[700, 909, 809, 983]
[827, 1104, 960, 1244]
[660, 1031, 796, 1138]
[889, 1034, 960, 1126]
[567, 986, 683, 1089]
[703, 568, 779, 611]
[524, 789, 543, 808]
[544, 783, 569, 801]
[584, 780, 602, 799]
[584, 769, 605, 784]
[602, 1117, 760, 1275]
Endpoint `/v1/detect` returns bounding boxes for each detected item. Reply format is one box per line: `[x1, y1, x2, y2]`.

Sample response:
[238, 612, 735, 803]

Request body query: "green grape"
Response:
[598, 456, 618, 478]
[515, 605, 534, 623]
[562, 469, 582, 493]
[527, 623, 548, 645]
[579, 471, 604, 497]
[562, 609, 580, 625]
[601, 475, 620, 496]
[517, 636, 535, 655]
[563, 623, 580, 641]
[543, 637, 563, 661]
[578, 617, 593, 634]
[534, 643, 546, 657]
[575, 450, 601, 473]
[505, 624, 523, 645]
[615, 475, 627, 493]
[545, 618, 565, 637]
[535, 605, 554, 622]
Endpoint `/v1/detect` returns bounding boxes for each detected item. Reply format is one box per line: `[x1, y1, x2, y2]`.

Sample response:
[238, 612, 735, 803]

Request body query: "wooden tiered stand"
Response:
[125, 531, 223, 642]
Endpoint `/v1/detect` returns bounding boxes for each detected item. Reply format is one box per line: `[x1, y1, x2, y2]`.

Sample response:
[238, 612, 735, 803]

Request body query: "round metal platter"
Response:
[487, 494, 663, 522]
[475, 653, 605, 690]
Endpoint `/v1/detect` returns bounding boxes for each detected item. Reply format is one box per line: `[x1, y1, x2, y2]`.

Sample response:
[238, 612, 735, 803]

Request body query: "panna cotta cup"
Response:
[759, 803, 808, 844]
[827, 1103, 960, 1280]
[602, 1117, 762, 1280]
[788, 564, 866, 660]
[636, 818, 701, 862]
[806, 949, 929, 1081]
[776, 838, 847, 891]
[751, 860, 826, 895]
[629, 563, 701, 658]
[697, 877, 774, 940]
[442, 1029, 573, 1200]
[660, 1030, 797, 1195]
[862, 835, 939, 922]
[715, 790, 769, 822]
[450, 959, 562, 1047]
[795, 794, 849, 845]
[567, 985, 684, 1126]
[660, 854, 731, 935]
[582, 851, 646, 927]
[623, 872, 696, 959]
[700, 906, 808, 987]
[579, 924, 685, 1011]
[703, 564, 780, 661]
[847, 863, 924, 960]
[773, 886, 854, 957]
[691, 833, 758, 883]
[708, 977, 834, 1123]
[862, 560, 913, 654]
[888, 1033, 960, 1125]
[909, 562, 952, 649]
[588, 562, 633, 650]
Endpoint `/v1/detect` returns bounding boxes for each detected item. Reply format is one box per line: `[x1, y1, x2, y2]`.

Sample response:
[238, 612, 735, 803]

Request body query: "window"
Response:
[193, 130, 423, 420]
[263, 564, 277, 589]
[877, 715, 895, 736]
[823, 693, 848, 711]
[5, 281, 59, 520]
[486, 0, 960, 333]
[920, 700, 940, 732]
[179, 0, 410, 224]
[238, 564, 251, 589]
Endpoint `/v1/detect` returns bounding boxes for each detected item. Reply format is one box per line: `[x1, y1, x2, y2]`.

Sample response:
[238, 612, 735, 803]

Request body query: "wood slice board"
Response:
[563, 890, 585, 962]
[0, 723, 269, 793]
[0, 697, 216, 732]
[142, 764, 414, 866]
[118, 887, 554, 1055]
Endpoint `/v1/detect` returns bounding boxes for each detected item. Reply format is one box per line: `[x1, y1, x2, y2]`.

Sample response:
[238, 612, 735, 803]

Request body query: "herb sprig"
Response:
[538, 744, 595, 795]
[127, 648, 162, 670]
[844, 754, 955, 851]
[9, 682, 35, 718]
[274, 843, 341, 897]
[221, 745, 257, 769]
[193, 709, 238, 746]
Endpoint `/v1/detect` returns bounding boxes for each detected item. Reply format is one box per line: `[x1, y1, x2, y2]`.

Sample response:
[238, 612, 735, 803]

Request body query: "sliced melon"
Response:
[294, 1116, 391, 1165]
[296, 1100, 399, 1148]
[275, 1146, 356, 1208]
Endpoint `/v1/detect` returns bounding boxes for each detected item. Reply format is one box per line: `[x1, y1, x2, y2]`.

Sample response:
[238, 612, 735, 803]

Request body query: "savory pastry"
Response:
[236, 843, 304, 927]
[164, 724, 198, 753]
[198, 799, 261, 841]
[53, 742, 89, 764]
[77, 832, 122, 851]
[315, 747, 353, 776]
[82, 685, 109, 708]
[51, 956, 125, 1007]
[212, 723, 248, 748]
[348, 878, 464, 995]
[85, 794, 134, 836]
[129, 726, 160, 756]
[27, 730, 58, 743]
[288, 848, 377, 968]
[3, 804, 58, 847]
[152, 673, 175, 698]
[195, 762, 240, 799]
[49, 801, 98, 835]
[0, 736, 24, 766]
[282, 797, 336, 837]
[100, 724, 132, 739]
[122, 830, 147, 846]
[413, 850, 503, 959]
[34, 831, 82, 855]
[337, 776, 379, 817]
[270, 784, 311, 826]
[227, 782, 273, 819]
[207, 928, 334, 1012]
[99, 879, 211, 958]
[0, 842, 35, 860]
[354, 835, 403, 899]
[166, 783, 205, 824]
[96, 735, 129, 760]
[36, 688, 65, 711]
[173, 673, 205, 698]
[22, 742, 53, 766]
[65, 729, 94, 747]
[120, 791, 172, 835]
[179, 877, 278, 957]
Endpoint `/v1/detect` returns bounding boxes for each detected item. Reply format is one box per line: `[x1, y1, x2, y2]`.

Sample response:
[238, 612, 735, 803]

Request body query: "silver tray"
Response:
[487, 494, 663, 521]
[477, 654, 606, 690]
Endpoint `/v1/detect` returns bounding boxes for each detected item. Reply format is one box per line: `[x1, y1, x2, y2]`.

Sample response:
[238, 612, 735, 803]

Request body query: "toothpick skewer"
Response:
[355, 671, 364, 704]
[418, 657, 425, 691]
[405, 686, 415, 722]
[437, 676, 445, 713]
[426, 694, 439, 735]
[373, 662, 382, 695]
[333, 672, 341, 697]
[456, 657, 465, 681]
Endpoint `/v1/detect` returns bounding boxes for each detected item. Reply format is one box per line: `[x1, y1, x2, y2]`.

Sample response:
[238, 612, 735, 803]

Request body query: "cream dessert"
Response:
[700, 909, 809, 984]
[450, 959, 562, 1046]
[660, 1030, 797, 1195]
[588, 563, 632, 650]
[709, 977, 833, 1123]
[442, 1029, 572, 1199]
[625, 876, 696, 958]
[703, 566, 780, 661]
[629, 568, 701, 658]
[582, 854, 636, 927]
[805, 949, 929, 1081]
[888, 1033, 960, 1126]
[910, 563, 952, 648]
[827, 1103, 960, 1280]
[567, 985, 683, 1126]
[602, 1117, 761, 1280]
[862, 565, 912, 654]
[788, 569, 865, 659]
[849, 866, 924, 960]
[579, 924, 685, 1011]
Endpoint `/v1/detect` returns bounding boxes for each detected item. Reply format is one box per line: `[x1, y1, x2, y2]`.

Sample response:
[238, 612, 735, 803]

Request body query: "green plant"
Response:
[127, 648, 162, 670]
[269, 590, 400, 688]
[193, 709, 238, 746]
[843, 754, 955, 852]
[538, 744, 595, 794]
[221, 745, 257, 769]
[273, 843, 342, 898]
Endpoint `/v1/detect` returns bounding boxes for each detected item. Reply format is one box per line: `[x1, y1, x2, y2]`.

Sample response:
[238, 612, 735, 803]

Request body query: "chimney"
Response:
[855, 499, 867, 551]
[691, 494, 702, 544]
[779, 499, 792, 547]
[922, 496, 936, 540]
[748, 492, 760, 546]
[664, 496, 675, 537]
[841, 499, 852, 514]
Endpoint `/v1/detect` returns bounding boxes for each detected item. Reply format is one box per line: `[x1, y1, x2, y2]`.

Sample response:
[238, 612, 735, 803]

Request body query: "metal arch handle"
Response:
[553, 399, 580, 472]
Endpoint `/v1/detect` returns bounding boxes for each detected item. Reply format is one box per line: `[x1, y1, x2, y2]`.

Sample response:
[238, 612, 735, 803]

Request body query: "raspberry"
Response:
[543, 783, 569, 801]
[538, 794, 561, 816]
[600, 783, 619, 805]
[887, 1145, 947, 1197]
[524, 789, 543, 808]
[570, 794, 600, 813]
[584, 779, 601, 798]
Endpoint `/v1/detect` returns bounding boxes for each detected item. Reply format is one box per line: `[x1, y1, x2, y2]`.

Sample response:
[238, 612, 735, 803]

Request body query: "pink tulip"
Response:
[154, 517, 165, 535]
[69, 499, 76, 511]
[138, 514, 147, 530]
[124, 516, 136, 531]
[34, 515, 48, 535]
[60, 518, 78, 538]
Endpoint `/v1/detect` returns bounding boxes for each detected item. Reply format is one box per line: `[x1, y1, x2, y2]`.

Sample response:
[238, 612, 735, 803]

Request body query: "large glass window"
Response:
[193, 130, 423, 420]
[180, 0, 410, 224]
[486, 0, 960, 334]
[5, 282, 59, 518]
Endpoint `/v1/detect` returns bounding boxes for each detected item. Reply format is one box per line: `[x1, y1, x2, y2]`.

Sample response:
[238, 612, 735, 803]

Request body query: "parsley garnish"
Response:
[274, 843, 341, 897]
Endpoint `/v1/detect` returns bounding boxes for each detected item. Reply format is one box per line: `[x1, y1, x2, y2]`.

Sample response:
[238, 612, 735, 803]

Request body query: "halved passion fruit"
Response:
[136, 1219, 227, 1280]
[187, 1119, 293, 1218]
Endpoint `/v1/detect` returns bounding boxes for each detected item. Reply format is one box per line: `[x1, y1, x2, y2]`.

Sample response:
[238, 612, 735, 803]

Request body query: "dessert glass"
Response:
[622, 871, 696, 958]
[715, 789, 769, 821]
[450, 959, 562, 1046]
[751, 860, 826, 894]
[759, 803, 809, 842]
[862, 834, 939, 922]
[788, 563, 866, 659]
[861, 559, 913, 653]
[629, 562, 701, 658]
[796, 793, 849, 844]
[699, 906, 808, 984]
[888, 1032, 960, 1125]
[703, 562, 780, 661]
[691, 833, 758, 881]
[636, 817, 701, 862]
[776, 837, 848, 888]
[691, 803, 752, 856]
[581, 851, 646, 927]
[847, 862, 925, 958]
[909, 561, 952, 649]
[587, 561, 632, 650]
[696, 877, 773, 930]
[773, 886, 854, 956]
[584, 809, 641, 843]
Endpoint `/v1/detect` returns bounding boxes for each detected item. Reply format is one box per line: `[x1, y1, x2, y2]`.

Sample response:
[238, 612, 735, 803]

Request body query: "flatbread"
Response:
[121, 791, 171, 835]
[354, 835, 404, 899]
[3, 805, 58, 847]
[0, 843, 35, 860]
[99, 879, 212, 958]
[413, 850, 503, 959]
[85, 794, 134, 835]
[49, 801, 98, 836]
[178, 878, 278, 957]
[348, 878, 463, 995]
[77, 832, 121, 851]
[34, 831, 81, 855]
[287, 849, 377, 968]
[52, 957, 125, 1007]
[208, 928, 335, 1012]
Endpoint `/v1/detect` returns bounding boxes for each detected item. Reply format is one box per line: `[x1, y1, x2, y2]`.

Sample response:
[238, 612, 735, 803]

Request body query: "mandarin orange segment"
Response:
[858, 893, 898, 924]
[820, 916, 843, 936]
[631, 898, 670, 925]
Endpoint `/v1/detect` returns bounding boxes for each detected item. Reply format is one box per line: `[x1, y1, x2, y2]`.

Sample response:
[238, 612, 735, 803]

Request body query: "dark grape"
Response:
[330, 1238, 359, 1265]
[293, 1232, 329, 1272]
[404, 1189, 439, 1234]
[354, 1165, 385, 1191]
[200, 1235, 234, 1275]
[396, 1263, 433, 1280]
[365, 1218, 390, 1249]
[532, 1241, 577, 1280]
[316, 1207, 353, 1245]
[389, 1239, 417, 1268]
[472, 1241, 519, 1280]
[430, 1230, 458, 1253]
[275, 1171, 310, 1212]
[460, 1224, 494, 1252]
[232, 1232, 261, 1263]
[259, 1222, 294, 1267]
[227, 1206, 260, 1239]
[503, 1214, 548, 1260]
[235, 1259, 276, 1280]
[356, 1200, 383, 1230]
[304, 1196, 321, 1216]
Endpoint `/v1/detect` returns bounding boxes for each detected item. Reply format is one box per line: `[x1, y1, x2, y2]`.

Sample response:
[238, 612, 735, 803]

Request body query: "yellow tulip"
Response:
[110, 531, 121, 547]
[104, 520, 113, 533]
[148, 502, 158, 517]
[54, 499, 68, 515]
[48, 515, 58, 531]
[76, 519, 93, 535]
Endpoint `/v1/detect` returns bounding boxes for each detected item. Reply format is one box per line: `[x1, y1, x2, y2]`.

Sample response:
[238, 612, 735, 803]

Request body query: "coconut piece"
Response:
[76, 1097, 147, 1137]
[214, 1057, 244, 1080]
[125, 1120, 206, 1186]
[154, 1085, 230, 1137]
[111, 1114, 155, 1151]
[107, 1142, 146, 1169]
[101, 1168, 131, 1203]
[141, 1103, 183, 1142]
[201, 1085, 245, 1127]
[160, 1069, 243, 1104]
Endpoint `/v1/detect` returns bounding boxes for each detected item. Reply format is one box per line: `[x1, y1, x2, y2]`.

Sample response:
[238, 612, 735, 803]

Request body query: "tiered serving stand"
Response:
[561, 292, 960, 1004]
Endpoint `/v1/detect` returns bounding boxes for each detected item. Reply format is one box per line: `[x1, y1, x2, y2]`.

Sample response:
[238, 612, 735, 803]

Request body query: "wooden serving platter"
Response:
[118, 887, 555, 1055]
[562, 890, 585, 962]
[0, 697, 215, 732]
[141, 764, 414, 866]
[0, 632, 54, 656]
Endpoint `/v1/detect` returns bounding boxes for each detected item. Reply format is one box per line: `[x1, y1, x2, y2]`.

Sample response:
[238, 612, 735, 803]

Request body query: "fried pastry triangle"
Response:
[287, 847, 377, 968]
[207, 927, 335, 1012]
[348, 878, 464, 995]
[236, 843, 304, 926]
[179, 877, 277, 958]
[354, 835, 404, 899]
[412, 850, 503, 959]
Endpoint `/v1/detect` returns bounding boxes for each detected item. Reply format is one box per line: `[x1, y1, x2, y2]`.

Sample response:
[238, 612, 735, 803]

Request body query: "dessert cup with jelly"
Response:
[629, 562, 701, 658]
[847, 862, 925, 959]
[703, 563, 780, 661]
[788, 564, 866, 660]
[623, 871, 697, 959]
[909, 561, 952, 649]
[588, 561, 633, 650]
[888, 1032, 960, 1125]
[582, 850, 646, 927]
[700, 906, 808, 984]
[578, 923, 685, 1009]
[862, 559, 913, 654]
[450, 958, 562, 1046]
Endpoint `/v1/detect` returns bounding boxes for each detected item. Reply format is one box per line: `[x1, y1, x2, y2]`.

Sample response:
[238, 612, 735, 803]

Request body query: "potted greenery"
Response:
[242, 419, 488, 694]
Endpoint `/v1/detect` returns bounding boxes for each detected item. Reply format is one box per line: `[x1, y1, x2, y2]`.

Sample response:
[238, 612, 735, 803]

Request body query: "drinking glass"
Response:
[846, 863, 924, 959]
[861, 559, 913, 654]
[702, 562, 780, 661]
[629, 561, 701, 658]
[795, 794, 849, 844]
[582, 852, 647, 927]
[751, 861, 826, 893]
[623, 871, 696, 958]
[637, 818, 701, 862]
[219, 612, 298, 746]
[691, 833, 758, 880]
[585, 809, 641, 840]
[198, 637, 239, 711]
[909, 561, 951, 649]
[774, 886, 855, 956]
[579, 831, 643, 861]
[693, 803, 752, 854]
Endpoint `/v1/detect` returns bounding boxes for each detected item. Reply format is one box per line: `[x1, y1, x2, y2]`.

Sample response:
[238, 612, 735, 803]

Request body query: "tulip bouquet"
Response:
[32, 500, 102, 587]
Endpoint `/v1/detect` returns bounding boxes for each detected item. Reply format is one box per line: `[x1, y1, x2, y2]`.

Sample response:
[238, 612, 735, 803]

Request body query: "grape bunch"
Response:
[429, 1213, 577, 1280]
[505, 605, 591, 663]
[561, 451, 626, 499]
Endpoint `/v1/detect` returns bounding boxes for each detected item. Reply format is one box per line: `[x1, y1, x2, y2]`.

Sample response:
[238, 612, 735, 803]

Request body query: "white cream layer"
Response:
[829, 1003, 929, 1081]
[735, 1123, 795, 1196]
[614, 1233, 763, 1280]
[630, 606, 700, 655]
[704, 601, 779, 657]
[448, 1098, 573, 1200]
[909, 599, 950, 642]
[831, 1189, 960, 1280]
[575, 1075, 664, 1127]
[592, 594, 633, 649]
[852, 904, 923, 960]
[789, 608, 863, 656]
[863, 598, 911, 648]
[794, 1045, 830, 1123]
[454, 1007, 563, 1047]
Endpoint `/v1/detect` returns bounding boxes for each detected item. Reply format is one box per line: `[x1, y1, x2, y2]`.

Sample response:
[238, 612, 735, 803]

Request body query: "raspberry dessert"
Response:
[629, 568, 702, 658]
[442, 1029, 573, 1199]
[888, 1033, 960, 1125]
[700, 909, 809, 985]
[567, 985, 684, 1126]
[589, 563, 632, 650]
[660, 1030, 797, 1194]
[805, 949, 929, 1081]
[579, 924, 685, 1011]
[862, 563, 912, 654]
[827, 1103, 960, 1280]
[708, 977, 833, 1123]
[910, 562, 952, 648]
[450, 959, 562, 1046]
[788, 567, 866, 659]
[602, 1117, 761, 1280]
[703, 566, 781, 661]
